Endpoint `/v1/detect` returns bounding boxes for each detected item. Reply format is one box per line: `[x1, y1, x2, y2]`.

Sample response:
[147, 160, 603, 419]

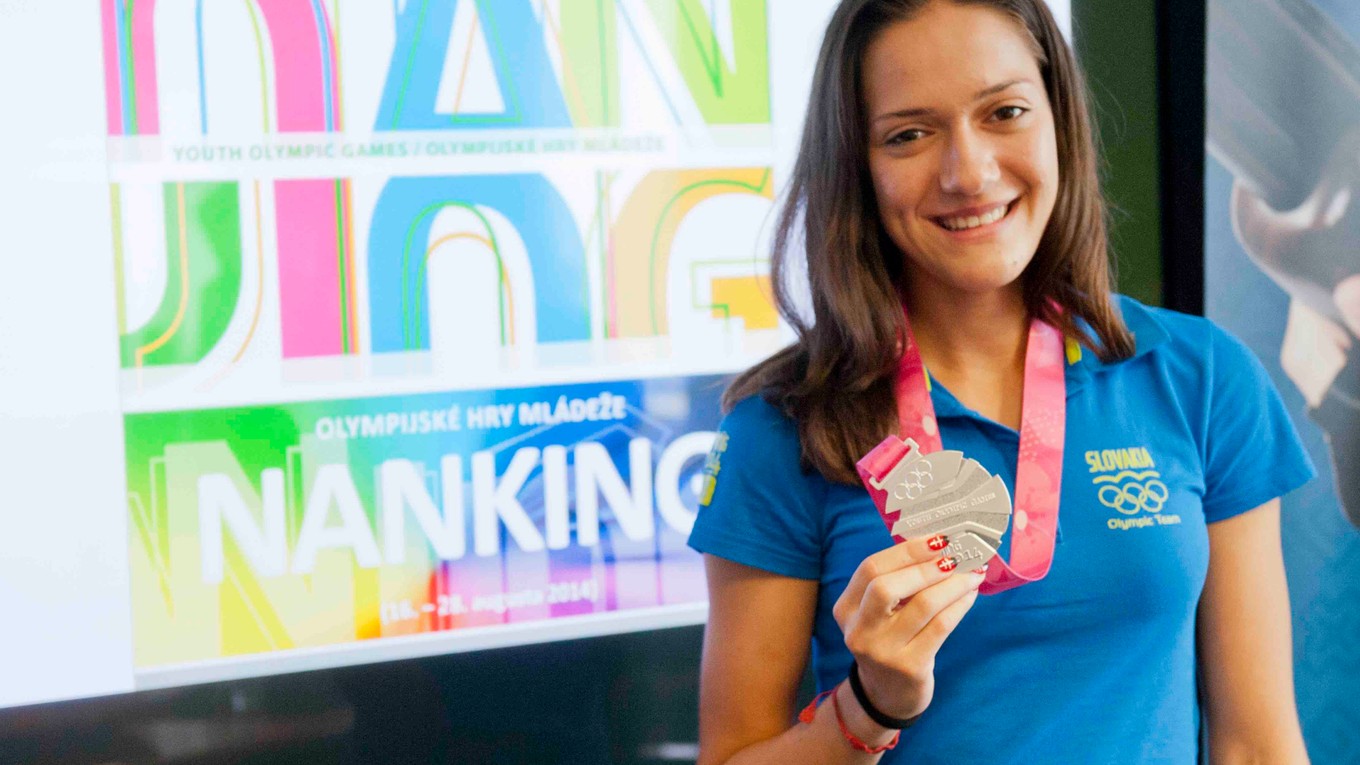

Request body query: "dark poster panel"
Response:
[1205, 0, 1360, 761]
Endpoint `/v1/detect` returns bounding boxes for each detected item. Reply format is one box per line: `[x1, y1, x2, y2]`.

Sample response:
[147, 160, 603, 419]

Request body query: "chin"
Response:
[895, 231, 1036, 295]
[952, 275, 1024, 296]
[926, 260, 1028, 296]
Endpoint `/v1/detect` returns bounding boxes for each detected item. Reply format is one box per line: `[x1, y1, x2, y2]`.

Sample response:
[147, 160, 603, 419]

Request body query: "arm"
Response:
[1198, 500, 1310, 764]
[697, 555, 885, 765]
[697, 540, 982, 765]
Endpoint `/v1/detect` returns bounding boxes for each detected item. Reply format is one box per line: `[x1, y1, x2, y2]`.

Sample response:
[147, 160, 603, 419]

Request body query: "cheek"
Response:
[1041, 150, 1060, 202]
[869, 163, 929, 227]
[1030, 127, 1061, 198]
[1012, 135, 1057, 190]
[868, 163, 900, 210]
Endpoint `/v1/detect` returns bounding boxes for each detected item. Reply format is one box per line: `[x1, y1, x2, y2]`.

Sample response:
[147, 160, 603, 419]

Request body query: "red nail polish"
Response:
[927, 534, 950, 551]
[936, 556, 960, 572]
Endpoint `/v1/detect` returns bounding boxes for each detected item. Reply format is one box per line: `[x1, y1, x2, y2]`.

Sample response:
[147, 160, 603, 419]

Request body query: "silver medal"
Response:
[882, 451, 1014, 573]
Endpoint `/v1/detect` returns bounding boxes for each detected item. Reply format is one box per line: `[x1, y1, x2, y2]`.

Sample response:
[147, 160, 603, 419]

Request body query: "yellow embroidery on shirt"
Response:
[699, 431, 730, 507]
[1085, 446, 1180, 528]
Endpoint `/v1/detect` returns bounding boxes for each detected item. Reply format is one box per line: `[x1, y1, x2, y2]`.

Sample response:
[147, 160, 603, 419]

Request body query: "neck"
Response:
[903, 279, 1030, 376]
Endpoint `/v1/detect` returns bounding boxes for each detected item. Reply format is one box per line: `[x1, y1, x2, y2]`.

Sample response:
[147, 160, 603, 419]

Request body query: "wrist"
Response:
[834, 681, 899, 750]
[849, 660, 923, 730]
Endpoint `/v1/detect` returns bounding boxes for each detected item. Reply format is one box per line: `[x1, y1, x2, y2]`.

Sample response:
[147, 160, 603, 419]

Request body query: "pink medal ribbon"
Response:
[855, 310, 1068, 595]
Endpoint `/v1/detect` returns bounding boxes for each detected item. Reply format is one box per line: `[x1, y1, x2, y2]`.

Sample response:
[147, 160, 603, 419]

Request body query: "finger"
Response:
[892, 567, 986, 638]
[837, 534, 953, 618]
[903, 584, 981, 661]
[857, 552, 960, 618]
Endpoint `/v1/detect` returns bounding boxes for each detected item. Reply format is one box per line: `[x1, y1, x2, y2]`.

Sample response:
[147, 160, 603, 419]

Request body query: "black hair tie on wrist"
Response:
[848, 660, 922, 730]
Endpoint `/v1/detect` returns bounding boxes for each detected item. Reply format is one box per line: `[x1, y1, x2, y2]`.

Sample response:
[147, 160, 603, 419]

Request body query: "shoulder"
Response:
[1110, 295, 1257, 373]
[724, 393, 797, 433]
[1108, 296, 1298, 450]
[718, 394, 803, 464]
[1114, 294, 1207, 351]
[690, 393, 828, 578]
[1107, 300, 1319, 517]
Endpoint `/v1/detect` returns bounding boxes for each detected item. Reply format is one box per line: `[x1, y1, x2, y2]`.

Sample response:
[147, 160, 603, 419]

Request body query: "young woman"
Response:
[687, 1, 1316, 763]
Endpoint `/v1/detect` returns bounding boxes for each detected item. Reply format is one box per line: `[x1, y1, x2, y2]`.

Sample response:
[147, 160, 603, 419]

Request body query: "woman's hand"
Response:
[832, 535, 985, 721]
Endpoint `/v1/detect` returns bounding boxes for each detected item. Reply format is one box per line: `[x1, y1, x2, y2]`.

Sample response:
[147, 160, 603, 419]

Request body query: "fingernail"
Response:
[936, 556, 960, 572]
[971, 568, 986, 575]
[927, 534, 950, 551]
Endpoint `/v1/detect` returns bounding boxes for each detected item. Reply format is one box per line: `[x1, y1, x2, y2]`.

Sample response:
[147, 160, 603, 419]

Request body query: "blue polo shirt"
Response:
[688, 297, 1315, 764]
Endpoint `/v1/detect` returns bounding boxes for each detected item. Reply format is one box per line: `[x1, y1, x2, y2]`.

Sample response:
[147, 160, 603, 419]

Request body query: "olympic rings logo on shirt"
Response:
[1095, 473, 1169, 515]
[892, 461, 935, 500]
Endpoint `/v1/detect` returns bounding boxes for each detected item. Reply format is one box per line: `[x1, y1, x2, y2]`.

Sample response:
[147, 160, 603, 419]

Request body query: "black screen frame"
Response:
[1157, 0, 1208, 315]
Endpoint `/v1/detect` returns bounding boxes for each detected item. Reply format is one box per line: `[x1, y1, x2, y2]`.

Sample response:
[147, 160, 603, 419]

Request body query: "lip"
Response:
[930, 198, 1019, 239]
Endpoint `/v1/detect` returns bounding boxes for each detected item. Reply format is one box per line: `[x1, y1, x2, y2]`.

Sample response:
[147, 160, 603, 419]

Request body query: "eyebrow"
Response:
[871, 78, 1033, 124]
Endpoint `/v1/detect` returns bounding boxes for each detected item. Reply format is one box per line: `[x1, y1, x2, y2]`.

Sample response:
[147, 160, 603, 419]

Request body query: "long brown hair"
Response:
[727, 0, 1135, 484]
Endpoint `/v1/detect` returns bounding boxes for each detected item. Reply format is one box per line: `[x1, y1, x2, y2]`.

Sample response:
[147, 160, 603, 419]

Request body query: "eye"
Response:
[885, 128, 927, 146]
[992, 105, 1029, 121]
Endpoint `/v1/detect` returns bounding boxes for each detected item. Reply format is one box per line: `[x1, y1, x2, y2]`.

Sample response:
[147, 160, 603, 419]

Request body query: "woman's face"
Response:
[863, 1, 1059, 298]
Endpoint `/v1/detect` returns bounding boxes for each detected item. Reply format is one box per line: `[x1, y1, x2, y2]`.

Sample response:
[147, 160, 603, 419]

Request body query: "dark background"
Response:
[0, 628, 711, 765]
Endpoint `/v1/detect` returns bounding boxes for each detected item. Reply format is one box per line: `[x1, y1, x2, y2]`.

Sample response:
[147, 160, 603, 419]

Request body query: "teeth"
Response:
[941, 204, 1008, 231]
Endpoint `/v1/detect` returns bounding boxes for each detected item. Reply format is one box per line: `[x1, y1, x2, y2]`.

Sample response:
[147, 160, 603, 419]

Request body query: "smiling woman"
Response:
[687, 1, 1316, 764]
[725, 0, 1133, 478]
[865, 7, 1058, 297]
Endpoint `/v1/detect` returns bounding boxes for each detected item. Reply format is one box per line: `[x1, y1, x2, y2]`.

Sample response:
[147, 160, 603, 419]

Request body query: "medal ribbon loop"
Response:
[856, 310, 1067, 595]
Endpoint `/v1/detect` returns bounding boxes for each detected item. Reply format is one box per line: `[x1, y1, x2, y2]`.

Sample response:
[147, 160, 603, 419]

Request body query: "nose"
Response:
[939, 126, 1000, 196]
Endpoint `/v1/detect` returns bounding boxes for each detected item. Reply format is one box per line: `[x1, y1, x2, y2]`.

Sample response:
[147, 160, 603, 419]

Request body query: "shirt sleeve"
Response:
[1201, 323, 1317, 523]
[686, 396, 825, 580]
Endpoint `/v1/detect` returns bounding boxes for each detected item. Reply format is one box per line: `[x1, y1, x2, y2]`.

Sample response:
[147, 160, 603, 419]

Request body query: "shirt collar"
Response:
[1065, 295, 1170, 397]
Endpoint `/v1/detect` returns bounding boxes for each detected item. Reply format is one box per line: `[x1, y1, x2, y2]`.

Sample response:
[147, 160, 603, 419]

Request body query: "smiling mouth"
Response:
[934, 200, 1015, 232]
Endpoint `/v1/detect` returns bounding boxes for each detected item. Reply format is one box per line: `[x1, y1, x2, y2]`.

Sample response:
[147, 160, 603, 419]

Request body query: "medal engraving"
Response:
[892, 517, 1006, 552]
[898, 461, 989, 515]
[891, 476, 1011, 529]
[883, 453, 1014, 573]
[944, 532, 999, 572]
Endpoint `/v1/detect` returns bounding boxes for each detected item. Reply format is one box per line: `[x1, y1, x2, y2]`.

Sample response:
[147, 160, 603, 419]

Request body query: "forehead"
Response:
[861, 3, 1044, 110]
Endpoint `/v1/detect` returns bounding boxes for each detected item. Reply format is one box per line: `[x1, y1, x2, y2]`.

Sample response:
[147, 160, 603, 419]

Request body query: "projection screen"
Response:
[0, 0, 1069, 711]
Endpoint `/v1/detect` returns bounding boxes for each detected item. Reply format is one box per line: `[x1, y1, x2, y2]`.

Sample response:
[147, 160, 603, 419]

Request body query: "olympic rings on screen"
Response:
[1098, 480, 1169, 515]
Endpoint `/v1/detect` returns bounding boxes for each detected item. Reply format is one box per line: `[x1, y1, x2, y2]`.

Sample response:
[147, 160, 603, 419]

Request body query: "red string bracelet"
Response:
[797, 684, 901, 754]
